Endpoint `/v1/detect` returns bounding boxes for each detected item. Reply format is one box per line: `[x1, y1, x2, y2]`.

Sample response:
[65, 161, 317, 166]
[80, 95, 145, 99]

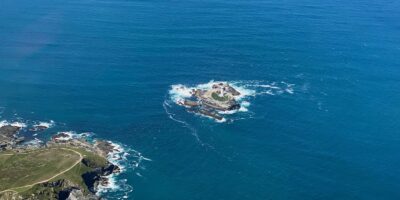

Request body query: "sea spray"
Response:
[95, 140, 150, 199]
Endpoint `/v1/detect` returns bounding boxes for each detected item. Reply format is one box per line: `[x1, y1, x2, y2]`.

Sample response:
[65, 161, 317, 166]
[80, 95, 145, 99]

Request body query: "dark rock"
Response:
[183, 100, 199, 107]
[65, 189, 99, 200]
[22, 179, 99, 200]
[0, 125, 20, 137]
[0, 125, 22, 150]
[198, 109, 223, 120]
[82, 171, 101, 193]
[95, 140, 114, 155]
[102, 163, 120, 176]
[100, 177, 109, 186]
[29, 125, 48, 132]
[82, 162, 120, 193]
[228, 103, 241, 110]
[15, 137, 25, 144]
[225, 85, 241, 96]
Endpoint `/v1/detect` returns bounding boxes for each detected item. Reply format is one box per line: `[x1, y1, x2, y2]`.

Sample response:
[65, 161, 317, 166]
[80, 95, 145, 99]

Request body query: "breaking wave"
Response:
[96, 140, 151, 199]
[34, 120, 55, 128]
[53, 131, 94, 141]
[0, 120, 27, 128]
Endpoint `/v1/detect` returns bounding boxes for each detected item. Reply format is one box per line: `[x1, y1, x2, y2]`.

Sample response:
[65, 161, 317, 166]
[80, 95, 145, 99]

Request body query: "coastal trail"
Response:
[0, 148, 83, 194]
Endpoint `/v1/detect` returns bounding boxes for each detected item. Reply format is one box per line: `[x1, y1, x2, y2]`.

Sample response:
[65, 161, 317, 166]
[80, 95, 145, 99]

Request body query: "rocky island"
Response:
[176, 82, 241, 120]
[0, 124, 123, 200]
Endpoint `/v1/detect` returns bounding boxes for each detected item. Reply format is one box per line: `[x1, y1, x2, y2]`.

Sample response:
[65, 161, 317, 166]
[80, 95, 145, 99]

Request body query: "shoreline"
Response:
[0, 121, 137, 199]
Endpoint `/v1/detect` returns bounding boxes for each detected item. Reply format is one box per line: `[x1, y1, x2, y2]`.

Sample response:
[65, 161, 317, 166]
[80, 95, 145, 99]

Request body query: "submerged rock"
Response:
[29, 125, 48, 132]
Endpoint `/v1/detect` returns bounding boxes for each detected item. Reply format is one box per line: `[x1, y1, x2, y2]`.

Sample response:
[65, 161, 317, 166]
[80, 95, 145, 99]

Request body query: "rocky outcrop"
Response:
[94, 140, 115, 157]
[180, 100, 199, 107]
[17, 179, 99, 200]
[0, 125, 24, 150]
[198, 109, 223, 120]
[82, 162, 120, 193]
[176, 82, 242, 120]
[65, 189, 99, 200]
[29, 125, 48, 132]
[0, 125, 20, 137]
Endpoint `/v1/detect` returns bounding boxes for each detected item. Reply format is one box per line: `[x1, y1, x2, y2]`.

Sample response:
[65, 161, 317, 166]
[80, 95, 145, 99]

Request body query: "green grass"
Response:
[0, 148, 81, 191]
[211, 92, 229, 102]
[47, 147, 108, 193]
[0, 146, 109, 199]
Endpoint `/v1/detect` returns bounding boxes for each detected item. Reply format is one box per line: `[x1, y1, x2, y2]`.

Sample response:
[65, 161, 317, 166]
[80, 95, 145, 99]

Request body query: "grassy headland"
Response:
[0, 146, 110, 200]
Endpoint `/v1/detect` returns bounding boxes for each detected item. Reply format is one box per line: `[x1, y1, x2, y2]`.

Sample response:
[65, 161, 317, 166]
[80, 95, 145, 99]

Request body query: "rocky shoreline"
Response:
[0, 123, 125, 200]
[0, 125, 25, 150]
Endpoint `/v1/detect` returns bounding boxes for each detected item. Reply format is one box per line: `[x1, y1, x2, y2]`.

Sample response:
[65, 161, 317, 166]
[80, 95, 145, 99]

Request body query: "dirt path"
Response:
[0, 148, 83, 194]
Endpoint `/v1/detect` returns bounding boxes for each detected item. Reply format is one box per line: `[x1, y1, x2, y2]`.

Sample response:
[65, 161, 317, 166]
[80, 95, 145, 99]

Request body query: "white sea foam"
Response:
[54, 131, 93, 141]
[96, 140, 150, 199]
[0, 120, 27, 128]
[24, 138, 44, 147]
[10, 121, 26, 128]
[53, 131, 75, 141]
[216, 118, 227, 123]
[0, 120, 8, 127]
[218, 110, 237, 115]
[239, 101, 250, 112]
[96, 174, 119, 194]
[169, 84, 195, 102]
[35, 120, 55, 128]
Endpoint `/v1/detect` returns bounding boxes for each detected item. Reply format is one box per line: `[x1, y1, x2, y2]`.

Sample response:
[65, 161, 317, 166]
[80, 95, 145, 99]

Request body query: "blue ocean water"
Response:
[1, 0, 400, 199]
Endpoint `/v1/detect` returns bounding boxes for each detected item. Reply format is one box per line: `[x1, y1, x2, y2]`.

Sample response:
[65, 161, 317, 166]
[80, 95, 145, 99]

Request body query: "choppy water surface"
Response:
[1, 0, 400, 199]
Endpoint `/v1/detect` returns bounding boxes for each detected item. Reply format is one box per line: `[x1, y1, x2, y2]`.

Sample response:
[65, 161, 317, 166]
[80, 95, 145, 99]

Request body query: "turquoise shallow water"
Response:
[1, 0, 400, 199]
